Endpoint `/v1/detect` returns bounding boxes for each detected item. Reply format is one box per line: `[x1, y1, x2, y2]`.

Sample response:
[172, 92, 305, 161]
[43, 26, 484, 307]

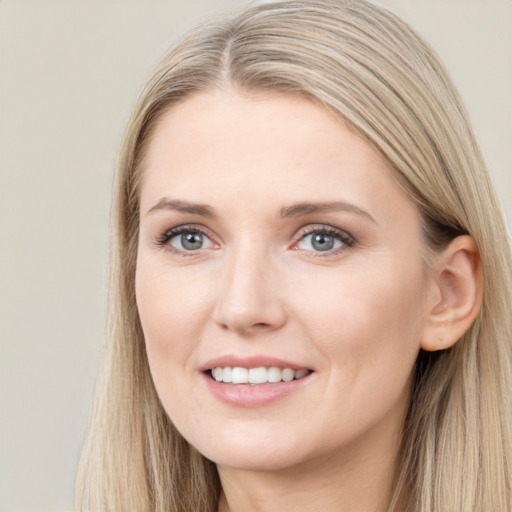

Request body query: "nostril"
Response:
[253, 322, 271, 329]
[217, 321, 272, 333]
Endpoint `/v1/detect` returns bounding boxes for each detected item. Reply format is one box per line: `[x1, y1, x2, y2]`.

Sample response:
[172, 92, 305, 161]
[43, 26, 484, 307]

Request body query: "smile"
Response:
[210, 366, 311, 384]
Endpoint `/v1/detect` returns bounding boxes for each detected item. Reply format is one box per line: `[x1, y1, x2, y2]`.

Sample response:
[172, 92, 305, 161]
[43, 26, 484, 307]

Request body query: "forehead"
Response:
[140, 89, 414, 224]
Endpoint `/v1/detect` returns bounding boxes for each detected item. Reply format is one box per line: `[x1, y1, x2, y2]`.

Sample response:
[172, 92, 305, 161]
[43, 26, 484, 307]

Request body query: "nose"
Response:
[212, 246, 287, 335]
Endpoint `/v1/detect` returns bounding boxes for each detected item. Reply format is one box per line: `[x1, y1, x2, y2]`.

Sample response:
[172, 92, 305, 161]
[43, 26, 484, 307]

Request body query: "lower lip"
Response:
[201, 372, 313, 408]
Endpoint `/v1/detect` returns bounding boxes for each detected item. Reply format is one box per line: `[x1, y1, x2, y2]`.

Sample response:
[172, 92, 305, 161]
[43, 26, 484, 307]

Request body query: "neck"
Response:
[217, 424, 401, 512]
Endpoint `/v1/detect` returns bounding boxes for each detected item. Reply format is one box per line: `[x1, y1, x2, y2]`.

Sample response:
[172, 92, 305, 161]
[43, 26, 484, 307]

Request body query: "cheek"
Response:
[287, 262, 425, 443]
[135, 260, 212, 429]
[135, 260, 212, 376]
[291, 259, 426, 377]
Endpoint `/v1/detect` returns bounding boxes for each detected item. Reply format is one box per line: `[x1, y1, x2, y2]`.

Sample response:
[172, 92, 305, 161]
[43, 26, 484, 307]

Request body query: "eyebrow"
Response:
[146, 198, 376, 224]
[279, 201, 376, 223]
[146, 198, 216, 218]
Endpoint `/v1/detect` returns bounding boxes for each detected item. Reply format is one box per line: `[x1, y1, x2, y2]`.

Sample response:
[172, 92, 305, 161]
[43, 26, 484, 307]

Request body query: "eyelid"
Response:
[153, 222, 356, 257]
[291, 224, 356, 255]
[154, 224, 219, 254]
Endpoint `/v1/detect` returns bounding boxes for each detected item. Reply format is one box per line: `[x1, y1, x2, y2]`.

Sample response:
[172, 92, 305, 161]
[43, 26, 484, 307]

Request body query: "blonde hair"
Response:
[75, 1, 512, 510]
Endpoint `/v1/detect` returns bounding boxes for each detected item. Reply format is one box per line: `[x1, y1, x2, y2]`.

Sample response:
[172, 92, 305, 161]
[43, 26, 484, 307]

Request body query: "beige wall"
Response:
[0, 1, 510, 510]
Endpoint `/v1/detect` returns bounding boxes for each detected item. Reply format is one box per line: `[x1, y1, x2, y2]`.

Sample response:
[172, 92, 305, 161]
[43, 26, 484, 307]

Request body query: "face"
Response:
[136, 89, 432, 473]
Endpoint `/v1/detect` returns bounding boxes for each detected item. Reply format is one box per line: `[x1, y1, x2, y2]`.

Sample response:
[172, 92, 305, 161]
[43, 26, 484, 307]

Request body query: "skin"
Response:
[135, 89, 442, 512]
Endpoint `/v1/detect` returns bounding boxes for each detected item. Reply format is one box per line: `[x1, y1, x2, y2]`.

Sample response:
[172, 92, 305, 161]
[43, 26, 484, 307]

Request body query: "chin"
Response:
[209, 447, 305, 473]
[186, 426, 309, 472]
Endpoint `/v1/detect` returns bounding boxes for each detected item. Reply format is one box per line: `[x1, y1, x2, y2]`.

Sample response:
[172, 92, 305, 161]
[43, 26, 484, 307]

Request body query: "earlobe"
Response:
[421, 236, 483, 352]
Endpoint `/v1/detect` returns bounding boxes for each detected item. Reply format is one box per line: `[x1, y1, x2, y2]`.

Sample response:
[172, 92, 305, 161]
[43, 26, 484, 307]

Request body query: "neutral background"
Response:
[1, 1, 510, 510]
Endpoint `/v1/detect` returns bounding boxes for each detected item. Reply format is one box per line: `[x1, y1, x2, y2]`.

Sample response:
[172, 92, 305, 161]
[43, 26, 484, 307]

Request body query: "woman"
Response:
[75, 1, 512, 510]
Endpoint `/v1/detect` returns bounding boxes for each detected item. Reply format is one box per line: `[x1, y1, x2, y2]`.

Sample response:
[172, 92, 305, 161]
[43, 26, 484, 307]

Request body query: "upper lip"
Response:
[199, 355, 312, 372]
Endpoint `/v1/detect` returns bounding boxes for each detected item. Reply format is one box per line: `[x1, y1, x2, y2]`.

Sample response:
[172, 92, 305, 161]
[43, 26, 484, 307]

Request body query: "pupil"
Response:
[312, 233, 334, 251]
[181, 232, 203, 250]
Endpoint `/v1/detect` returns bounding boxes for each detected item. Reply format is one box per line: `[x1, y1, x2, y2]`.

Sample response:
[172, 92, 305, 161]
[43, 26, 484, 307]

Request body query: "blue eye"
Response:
[296, 228, 353, 253]
[156, 225, 352, 255]
[157, 228, 213, 252]
[171, 231, 212, 251]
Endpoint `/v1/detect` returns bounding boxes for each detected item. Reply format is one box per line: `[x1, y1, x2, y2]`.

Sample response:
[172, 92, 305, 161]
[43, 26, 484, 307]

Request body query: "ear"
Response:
[421, 235, 483, 352]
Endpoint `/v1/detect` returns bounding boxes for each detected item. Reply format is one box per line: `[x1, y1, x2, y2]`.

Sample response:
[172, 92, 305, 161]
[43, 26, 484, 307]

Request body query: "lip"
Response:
[199, 354, 311, 373]
[199, 354, 314, 408]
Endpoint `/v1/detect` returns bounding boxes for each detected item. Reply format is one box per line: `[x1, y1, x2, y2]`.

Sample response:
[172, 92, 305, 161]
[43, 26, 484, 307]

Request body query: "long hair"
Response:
[75, 1, 512, 510]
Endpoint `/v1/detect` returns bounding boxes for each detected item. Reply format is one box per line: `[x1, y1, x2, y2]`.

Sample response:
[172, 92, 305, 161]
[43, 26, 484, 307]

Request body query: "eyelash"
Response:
[154, 225, 214, 256]
[294, 225, 355, 257]
[154, 224, 355, 257]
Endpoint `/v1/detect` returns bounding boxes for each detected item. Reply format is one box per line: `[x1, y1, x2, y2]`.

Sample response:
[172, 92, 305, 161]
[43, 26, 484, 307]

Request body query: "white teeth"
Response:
[210, 366, 311, 384]
[213, 367, 223, 382]
[222, 366, 232, 383]
[249, 367, 267, 384]
[231, 367, 249, 384]
[267, 367, 282, 383]
[294, 369, 308, 379]
[282, 368, 294, 382]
